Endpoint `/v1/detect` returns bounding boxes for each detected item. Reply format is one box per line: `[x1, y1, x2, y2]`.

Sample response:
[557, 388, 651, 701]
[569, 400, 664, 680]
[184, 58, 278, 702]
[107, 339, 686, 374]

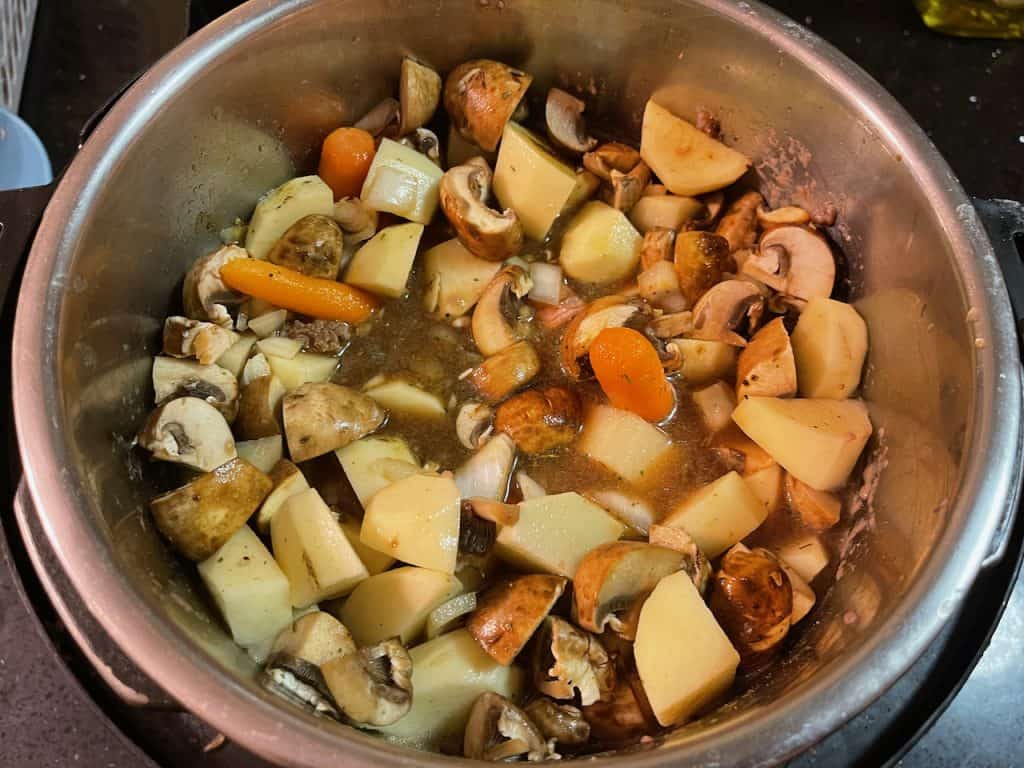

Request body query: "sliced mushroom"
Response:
[444, 59, 533, 152]
[182, 245, 247, 328]
[572, 541, 686, 634]
[583, 142, 642, 181]
[493, 385, 581, 454]
[533, 616, 615, 706]
[786, 473, 841, 531]
[742, 225, 835, 304]
[468, 574, 567, 665]
[440, 158, 524, 262]
[152, 356, 238, 421]
[715, 190, 764, 253]
[150, 457, 271, 560]
[560, 296, 641, 380]
[282, 382, 385, 462]
[464, 692, 548, 761]
[333, 197, 378, 244]
[688, 279, 765, 347]
[454, 432, 516, 501]
[710, 546, 793, 670]
[647, 524, 712, 596]
[581, 676, 654, 743]
[639, 228, 675, 270]
[271, 611, 357, 666]
[139, 397, 237, 472]
[469, 340, 541, 402]
[267, 214, 344, 279]
[399, 57, 442, 135]
[398, 127, 442, 167]
[524, 698, 590, 747]
[354, 97, 400, 138]
[735, 316, 797, 399]
[460, 500, 498, 556]
[673, 230, 733, 306]
[456, 401, 494, 450]
[235, 374, 286, 440]
[465, 497, 520, 527]
[321, 638, 413, 726]
[545, 88, 598, 154]
[163, 317, 237, 366]
[648, 310, 694, 339]
[261, 652, 342, 721]
[603, 162, 651, 213]
[757, 204, 811, 230]
[472, 265, 533, 356]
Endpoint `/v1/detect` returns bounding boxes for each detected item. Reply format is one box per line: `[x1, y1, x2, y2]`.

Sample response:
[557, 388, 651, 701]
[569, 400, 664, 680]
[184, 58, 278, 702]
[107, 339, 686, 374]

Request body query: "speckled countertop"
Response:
[2, 0, 1023, 766]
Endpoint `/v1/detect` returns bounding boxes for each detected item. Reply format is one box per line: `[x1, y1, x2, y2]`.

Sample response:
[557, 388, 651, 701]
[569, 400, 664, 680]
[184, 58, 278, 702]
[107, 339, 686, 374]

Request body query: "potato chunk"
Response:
[736, 317, 797, 400]
[360, 138, 444, 225]
[495, 492, 625, 577]
[271, 488, 369, 607]
[198, 525, 292, 646]
[344, 222, 424, 298]
[265, 352, 339, 391]
[360, 473, 461, 573]
[791, 297, 869, 399]
[336, 566, 462, 646]
[378, 629, 525, 748]
[663, 471, 768, 558]
[635, 571, 740, 726]
[671, 338, 737, 385]
[743, 462, 785, 516]
[692, 381, 736, 433]
[579, 405, 673, 483]
[271, 611, 356, 666]
[559, 201, 641, 284]
[335, 436, 419, 507]
[245, 175, 335, 260]
[732, 397, 872, 491]
[776, 534, 829, 582]
[363, 378, 447, 419]
[422, 238, 501, 319]
[640, 100, 750, 196]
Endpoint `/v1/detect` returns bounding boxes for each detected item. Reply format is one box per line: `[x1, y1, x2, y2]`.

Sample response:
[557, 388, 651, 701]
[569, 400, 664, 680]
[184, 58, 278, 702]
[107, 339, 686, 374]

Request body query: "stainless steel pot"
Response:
[9, 0, 1024, 764]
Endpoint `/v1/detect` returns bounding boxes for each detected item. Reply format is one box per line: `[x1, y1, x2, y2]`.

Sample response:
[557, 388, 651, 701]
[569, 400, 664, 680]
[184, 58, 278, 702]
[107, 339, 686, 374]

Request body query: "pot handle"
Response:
[973, 198, 1024, 568]
[11, 479, 181, 709]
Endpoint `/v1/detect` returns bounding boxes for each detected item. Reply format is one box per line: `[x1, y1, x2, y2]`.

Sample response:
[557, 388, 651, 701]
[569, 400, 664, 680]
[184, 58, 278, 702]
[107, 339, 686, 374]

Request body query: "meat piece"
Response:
[283, 319, 353, 354]
[695, 108, 722, 140]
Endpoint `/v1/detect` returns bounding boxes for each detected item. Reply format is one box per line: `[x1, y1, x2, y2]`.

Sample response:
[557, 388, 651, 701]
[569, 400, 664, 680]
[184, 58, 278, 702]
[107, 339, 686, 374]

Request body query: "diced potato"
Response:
[422, 238, 501, 319]
[245, 175, 335, 260]
[493, 122, 588, 241]
[266, 352, 339, 391]
[639, 100, 750, 196]
[628, 194, 705, 233]
[198, 525, 292, 646]
[271, 611, 355, 666]
[692, 381, 736, 433]
[635, 571, 740, 726]
[360, 473, 461, 573]
[271, 488, 369, 607]
[776, 534, 829, 583]
[674, 339, 737, 385]
[732, 397, 872, 491]
[579, 405, 673, 484]
[662, 471, 768, 558]
[559, 201, 642, 284]
[254, 459, 310, 534]
[344, 222, 425, 298]
[235, 435, 283, 474]
[781, 561, 816, 624]
[336, 436, 420, 507]
[241, 352, 272, 385]
[791, 297, 869, 399]
[360, 138, 444, 225]
[339, 517, 395, 575]
[377, 629, 525, 747]
[363, 378, 446, 419]
[216, 333, 258, 378]
[247, 309, 288, 338]
[495, 492, 625, 577]
[257, 336, 303, 360]
[743, 462, 785, 516]
[336, 566, 462, 646]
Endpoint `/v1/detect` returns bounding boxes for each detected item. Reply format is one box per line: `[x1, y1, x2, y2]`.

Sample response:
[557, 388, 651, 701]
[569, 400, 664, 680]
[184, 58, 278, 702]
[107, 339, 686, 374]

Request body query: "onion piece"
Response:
[515, 470, 547, 501]
[528, 262, 564, 306]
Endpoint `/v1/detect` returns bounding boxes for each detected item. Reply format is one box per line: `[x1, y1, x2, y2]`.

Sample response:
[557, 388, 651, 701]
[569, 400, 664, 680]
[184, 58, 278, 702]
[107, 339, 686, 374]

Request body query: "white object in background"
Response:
[0, 107, 51, 190]
[1, 0, 37, 110]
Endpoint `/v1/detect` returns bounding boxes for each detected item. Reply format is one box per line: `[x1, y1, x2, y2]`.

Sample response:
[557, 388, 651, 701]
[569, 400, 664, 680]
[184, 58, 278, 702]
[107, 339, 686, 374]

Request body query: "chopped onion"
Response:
[515, 470, 547, 501]
[528, 262, 563, 306]
[588, 489, 655, 535]
[247, 309, 288, 338]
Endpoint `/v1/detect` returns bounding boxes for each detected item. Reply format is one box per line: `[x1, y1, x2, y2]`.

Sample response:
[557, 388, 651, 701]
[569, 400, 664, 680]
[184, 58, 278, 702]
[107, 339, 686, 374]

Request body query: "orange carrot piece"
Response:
[318, 127, 376, 199]
[589, 327, 675, 421]
[220, 259, 378, 324]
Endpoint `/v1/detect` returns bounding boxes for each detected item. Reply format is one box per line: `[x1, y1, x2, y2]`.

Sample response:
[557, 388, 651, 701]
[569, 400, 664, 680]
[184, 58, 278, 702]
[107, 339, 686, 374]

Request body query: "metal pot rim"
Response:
[11, 0, 1023, 764]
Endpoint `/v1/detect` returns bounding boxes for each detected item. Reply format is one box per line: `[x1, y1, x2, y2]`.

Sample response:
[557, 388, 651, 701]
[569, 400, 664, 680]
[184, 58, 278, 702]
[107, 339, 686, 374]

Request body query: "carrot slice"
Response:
[589, 327, 675, 421]
[318, 127, 376, 199]
[220, 258, 378, 324]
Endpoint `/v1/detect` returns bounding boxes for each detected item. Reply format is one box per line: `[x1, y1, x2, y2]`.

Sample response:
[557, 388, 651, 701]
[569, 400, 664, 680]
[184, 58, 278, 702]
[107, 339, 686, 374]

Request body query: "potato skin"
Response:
[494, 386, 581, 454]
[151, 458, 272, 560]
[267, 214, 344, 279]
[709, 546, 792, 670]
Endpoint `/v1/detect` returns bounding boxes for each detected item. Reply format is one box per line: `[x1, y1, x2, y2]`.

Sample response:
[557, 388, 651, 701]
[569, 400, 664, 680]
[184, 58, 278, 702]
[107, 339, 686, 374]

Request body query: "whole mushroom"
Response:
[182, 245, 247, 328]
[464, 692, 549, 761]
[493, 385, 582, 454]
[320, 638, 413, 726]
[440, 158, 524, 262]
[138, 396, 237, 472]
[444, 59, 533, 152]
[742, 225, 836, 305]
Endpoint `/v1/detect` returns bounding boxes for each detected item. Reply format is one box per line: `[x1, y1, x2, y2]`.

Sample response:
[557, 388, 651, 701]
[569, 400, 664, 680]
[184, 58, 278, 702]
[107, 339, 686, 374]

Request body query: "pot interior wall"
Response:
[50, 0, 973, 757]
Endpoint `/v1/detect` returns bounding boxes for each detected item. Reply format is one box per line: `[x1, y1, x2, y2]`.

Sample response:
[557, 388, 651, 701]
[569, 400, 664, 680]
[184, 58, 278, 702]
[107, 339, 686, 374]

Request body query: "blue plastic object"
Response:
[0, 107, 53, 191]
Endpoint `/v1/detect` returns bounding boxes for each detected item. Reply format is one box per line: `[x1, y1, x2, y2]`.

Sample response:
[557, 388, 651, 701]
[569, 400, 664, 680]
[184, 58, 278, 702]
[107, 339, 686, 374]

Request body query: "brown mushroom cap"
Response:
[545, 88, 598, 154]
[560, 295, 641, 380]
[440, 158, 524, 262]
[581, 676, 656, 744]
[715, 190, 764, 253]
[674, 231, 734, 306]
[469, 340, 541, 403]
[399, 57, 442, 136]
[493, 385, 582, 454]
[444, 59, 533, 152]
[466, 573, 568, 665]
[710, 546, 793, 671]
[743, 225, 836, 303]
[735, 316, 798, 400]
[266, 214, 344, 279]
[282, 382, 385, 462]
[524, 698, 591, 746]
